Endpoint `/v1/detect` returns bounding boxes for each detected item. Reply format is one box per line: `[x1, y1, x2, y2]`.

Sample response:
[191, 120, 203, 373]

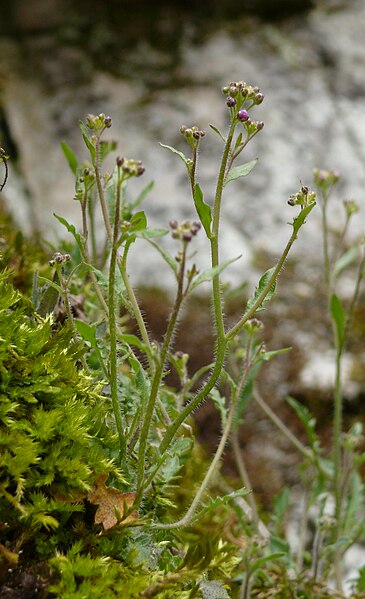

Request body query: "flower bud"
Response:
[104, 116, 112, 128]
[169, 219, 178, 229]
[254, 93, 264, 104]
[237, 109, 250, 122]
[226, 96, 236, 107]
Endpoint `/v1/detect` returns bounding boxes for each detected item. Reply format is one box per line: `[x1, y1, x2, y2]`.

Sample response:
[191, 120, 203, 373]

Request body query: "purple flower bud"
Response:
[237, 109, 250, 122]
[256, 121, 264, 130]
[183, 232, 193, 242]
[116, 156, 124, 167]
[254, 93, 264, 105]
[226, 96, 236, 108]
[169, 219, 178, 229]
[104, 116, 112, 128]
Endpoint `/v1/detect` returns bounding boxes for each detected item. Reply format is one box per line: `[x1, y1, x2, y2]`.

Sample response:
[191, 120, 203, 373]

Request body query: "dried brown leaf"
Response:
[87, 473, 138, 530]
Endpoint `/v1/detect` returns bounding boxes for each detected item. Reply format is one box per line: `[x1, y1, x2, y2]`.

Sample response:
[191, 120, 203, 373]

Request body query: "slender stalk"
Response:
[231, 431, 258, 521]
[253, 390, 313, 462]
[210, 121, 236, 343]
[135, 243, 188, 504]
[108, 168, 126, 461]
[321, 191, 331, 294]
[155, 385, 238, 529]
[226, 226, 300, 341]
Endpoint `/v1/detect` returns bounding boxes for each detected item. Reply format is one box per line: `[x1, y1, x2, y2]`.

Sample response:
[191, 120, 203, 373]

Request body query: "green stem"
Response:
[155, 385, 238, 529]
[135, 243, 188, 504]
[108, 169, 126, 461]
[226, 224, 299, 341]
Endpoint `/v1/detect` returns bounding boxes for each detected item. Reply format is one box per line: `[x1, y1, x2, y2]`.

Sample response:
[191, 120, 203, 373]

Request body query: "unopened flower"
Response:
[237, 109, 250, 122]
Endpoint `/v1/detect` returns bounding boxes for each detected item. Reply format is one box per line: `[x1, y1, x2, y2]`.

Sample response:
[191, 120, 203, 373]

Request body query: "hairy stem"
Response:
[108, 168, 126, 461]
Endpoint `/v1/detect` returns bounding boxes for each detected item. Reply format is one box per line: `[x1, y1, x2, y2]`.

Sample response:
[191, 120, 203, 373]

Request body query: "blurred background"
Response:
[0, 0, 365, 499]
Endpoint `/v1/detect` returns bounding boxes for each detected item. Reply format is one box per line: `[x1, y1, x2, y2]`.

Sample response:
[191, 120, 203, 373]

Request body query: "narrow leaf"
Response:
[291, 202, 316, 235]
[145, 238, 178, 274]
[209, 123, 226, 143]
[137, 228, 168, 239]
[190, 255, 241, 291]
[78, 120, 96, 160]
[224, 158, 258, 186]
[53, 214, 84, 254]
[331, 293, 345, 351]
[159, 143, 188, 165]
[193, 183, 212, 239]
[131, 180, 154, 209]
[60, 142, 78, 175]
[333, 246, 359, 280]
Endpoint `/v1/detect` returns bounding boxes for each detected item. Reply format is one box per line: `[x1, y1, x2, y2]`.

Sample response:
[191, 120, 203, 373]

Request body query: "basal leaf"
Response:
[190, 255, 241, 291]
[224, 158, 258, 186]
[60, 142, 78, 175]
[193, 183, 212, 239]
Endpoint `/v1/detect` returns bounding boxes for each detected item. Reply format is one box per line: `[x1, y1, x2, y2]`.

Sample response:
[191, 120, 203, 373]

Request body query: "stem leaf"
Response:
[193, 183, 212, 239]
[224, 158, 258, 186]
[60, 142, 78, 175]
[333, 245, 359, 280]
[190, 255, 241, 291]
[54, 213, 84, 254]
[159, 143, 188, 165]
[78, 120, 96, 161]
[209, 123, 226, 143]
[245, 266, 276, 313]
[291, 202, 316, 235]
[331, 293, 345, 351]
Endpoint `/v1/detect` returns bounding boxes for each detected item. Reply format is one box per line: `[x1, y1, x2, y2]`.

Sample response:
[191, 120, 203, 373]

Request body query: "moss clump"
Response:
[0, 270, 120, 563]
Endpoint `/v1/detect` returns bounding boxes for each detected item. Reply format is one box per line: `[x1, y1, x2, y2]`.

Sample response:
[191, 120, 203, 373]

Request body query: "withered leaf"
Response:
[87, 473, 138, 530]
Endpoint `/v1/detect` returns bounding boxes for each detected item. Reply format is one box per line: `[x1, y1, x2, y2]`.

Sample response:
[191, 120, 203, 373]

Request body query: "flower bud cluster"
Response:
[343, 199, 359, 218]
[222, 80, 264, 126]
[244, 318, 264, 335]
[180, 125, 206, 148]
[86, 113, 112, 131]
[116, 157, 145, 177]
[169, 219, 201, 242]
[49, 252, 71, 267]
[313, 168, 339, 191]
[288, 185, 316, 208]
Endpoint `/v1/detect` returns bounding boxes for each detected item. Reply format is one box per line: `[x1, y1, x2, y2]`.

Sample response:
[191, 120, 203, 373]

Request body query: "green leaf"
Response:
[137, 228, 168, 239]
[53, 214, 84, 254]
[130, 210, 147, 232]
[193, 183, 212, 239]
[130, 180, 154, 210]
[159, 143, 188, 165]
[291, 202, 316, 235]
[210, 388, 228, 427]
[190, 255, 241, 291]
[198, 488, 250, 520]
[331, 293, 345, 351]
[78, 120, 96, 161]
[99, 139, 117, 162]
[209, 123, 226, 143]
[333, 245, 359, 280]
[145, 239, 178, 274]
[245, 266, 276, 314]
[60, 142, 78, 175]
[286, 396, 320, 452]
[260, 347, 291, 361]
[74, 320, 97, 346]
[224, 158, 258, 186]
[250, 552, 287, 573]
